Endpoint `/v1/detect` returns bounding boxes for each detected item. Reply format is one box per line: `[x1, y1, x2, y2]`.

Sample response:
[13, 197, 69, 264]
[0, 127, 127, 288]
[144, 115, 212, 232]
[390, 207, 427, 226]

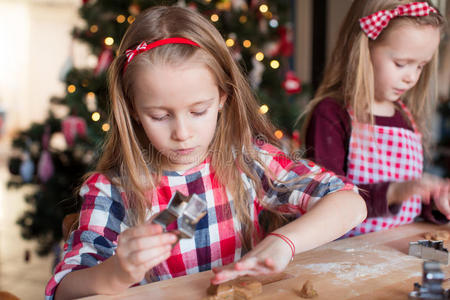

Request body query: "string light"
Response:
[127, 16, 135, 24]
[225, 38, 235, 47]
[255, 52, 264, 61]
[89, 25, 98, 33]
[91, 112, 100, 122]
[274, 130, 284, 139]
[259, 104, 269, 114]
[243, 40, 251, 48]
[270, 60, 280, 69]
[116, 15, 126, 23]
[210, 14, 219, 22]
[104, 37, 114, 46]
[259, 4, 269, 13]
[216, 1, 231, 11]
[67, 85, 76, 93]
[85, 92, 97, 112]
[239, 15, 247, 23]
[102, 123, 110, 131]
[269, 19, 279, 28]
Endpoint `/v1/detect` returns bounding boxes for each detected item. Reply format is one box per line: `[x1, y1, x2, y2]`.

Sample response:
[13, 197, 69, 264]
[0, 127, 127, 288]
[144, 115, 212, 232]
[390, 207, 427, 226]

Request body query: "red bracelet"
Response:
[267, 232, 295, 261]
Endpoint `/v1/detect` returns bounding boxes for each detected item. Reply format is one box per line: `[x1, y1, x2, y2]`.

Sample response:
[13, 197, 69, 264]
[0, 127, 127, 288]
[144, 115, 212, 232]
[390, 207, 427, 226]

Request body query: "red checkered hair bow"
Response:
[359, 2, 438, 40]
[123, 37, 200, 72]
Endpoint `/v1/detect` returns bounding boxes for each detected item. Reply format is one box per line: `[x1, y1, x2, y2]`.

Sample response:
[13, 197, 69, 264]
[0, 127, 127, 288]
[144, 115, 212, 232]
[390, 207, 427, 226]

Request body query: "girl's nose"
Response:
[403, 69, 419, 85]
[171, 118, 191, 141]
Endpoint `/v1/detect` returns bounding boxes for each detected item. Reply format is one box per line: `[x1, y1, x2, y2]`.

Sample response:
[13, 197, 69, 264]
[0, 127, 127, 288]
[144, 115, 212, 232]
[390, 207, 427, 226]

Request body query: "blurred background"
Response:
[0, 0, 448, 299]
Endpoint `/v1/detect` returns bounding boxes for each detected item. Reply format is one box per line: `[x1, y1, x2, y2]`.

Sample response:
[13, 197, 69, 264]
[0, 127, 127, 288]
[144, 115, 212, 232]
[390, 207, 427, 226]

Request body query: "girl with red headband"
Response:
[46, 5, 366, 299]
[302, 0, 448, 238]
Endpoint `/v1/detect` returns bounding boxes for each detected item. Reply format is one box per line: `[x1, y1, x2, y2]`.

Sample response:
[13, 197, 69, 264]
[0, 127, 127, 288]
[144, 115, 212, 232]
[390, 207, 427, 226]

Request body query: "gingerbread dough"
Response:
[424, 230, 450, 241]
[297, 280, 318, 298]
[205, 279, 262, 300]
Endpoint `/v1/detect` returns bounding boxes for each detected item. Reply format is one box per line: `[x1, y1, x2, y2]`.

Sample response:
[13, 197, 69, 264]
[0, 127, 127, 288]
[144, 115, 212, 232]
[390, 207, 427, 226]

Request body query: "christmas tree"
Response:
[7, 0, 308, 256]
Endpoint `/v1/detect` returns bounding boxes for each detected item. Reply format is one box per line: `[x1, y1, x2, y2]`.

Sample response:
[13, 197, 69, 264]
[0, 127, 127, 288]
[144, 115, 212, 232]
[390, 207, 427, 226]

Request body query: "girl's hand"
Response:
[422, 175, 450, 219]
[114, 224, 178, 287]
[388, 174, 450, 219]
[210, 234, 292, 285]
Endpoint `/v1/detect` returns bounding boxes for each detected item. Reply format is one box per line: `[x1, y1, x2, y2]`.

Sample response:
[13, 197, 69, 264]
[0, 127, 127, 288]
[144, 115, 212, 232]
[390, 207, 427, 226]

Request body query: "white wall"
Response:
[0, 0, 80, 136]
[327, 0, 352, 61]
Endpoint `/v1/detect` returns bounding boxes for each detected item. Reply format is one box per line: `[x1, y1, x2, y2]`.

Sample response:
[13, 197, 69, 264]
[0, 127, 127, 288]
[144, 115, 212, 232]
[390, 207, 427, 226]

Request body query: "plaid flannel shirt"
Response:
[45, 143, 356, 299]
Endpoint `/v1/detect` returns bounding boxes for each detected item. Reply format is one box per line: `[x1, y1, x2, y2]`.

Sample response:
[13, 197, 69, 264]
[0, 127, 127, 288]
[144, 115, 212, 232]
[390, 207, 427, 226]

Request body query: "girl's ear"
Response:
[219, 93, 227, 110]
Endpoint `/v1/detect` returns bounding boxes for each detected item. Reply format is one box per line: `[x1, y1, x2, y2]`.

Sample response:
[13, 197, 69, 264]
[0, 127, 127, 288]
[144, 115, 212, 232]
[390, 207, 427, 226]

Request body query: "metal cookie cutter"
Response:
[409, 240, 449, 265]
[152, 191, 207, 239]
[409, 261, 449, 299]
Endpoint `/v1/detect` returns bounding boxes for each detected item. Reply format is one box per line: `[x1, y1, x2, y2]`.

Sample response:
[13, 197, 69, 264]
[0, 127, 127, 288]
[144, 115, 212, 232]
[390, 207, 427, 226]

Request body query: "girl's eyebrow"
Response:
[393, 56, 433, 64]
[189, 98, 215, 107]
[141, 98, 215, 110]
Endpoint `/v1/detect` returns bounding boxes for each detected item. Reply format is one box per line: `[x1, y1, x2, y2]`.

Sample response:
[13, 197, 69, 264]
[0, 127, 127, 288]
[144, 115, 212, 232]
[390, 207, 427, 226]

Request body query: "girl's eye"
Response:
[151, 115, 170, 121]
[395, 62, 405, 68]
[192, 110, 207, 116]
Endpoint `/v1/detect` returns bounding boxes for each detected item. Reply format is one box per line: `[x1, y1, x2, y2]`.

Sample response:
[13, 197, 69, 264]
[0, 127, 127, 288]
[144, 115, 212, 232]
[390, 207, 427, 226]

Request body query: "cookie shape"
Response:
[298, 280, 318, 298]
[424, 230, 450, 241]
[204, 279, 262, 300]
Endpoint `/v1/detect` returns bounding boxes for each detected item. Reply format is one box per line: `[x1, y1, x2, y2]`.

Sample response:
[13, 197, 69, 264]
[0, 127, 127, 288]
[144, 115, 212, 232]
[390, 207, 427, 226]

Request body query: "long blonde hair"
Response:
[301, 0, 445, 151]
[95, 6, 284, 249]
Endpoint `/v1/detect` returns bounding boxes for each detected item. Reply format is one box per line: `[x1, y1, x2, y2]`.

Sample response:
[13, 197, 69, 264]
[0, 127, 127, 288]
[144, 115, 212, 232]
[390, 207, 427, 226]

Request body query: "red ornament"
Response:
[94, 48, 114, 76]
[272, 26, 294, 57]
[282, 71, 302, 94]
[62, 115, 87, 147]
[82, 0, 89, 4]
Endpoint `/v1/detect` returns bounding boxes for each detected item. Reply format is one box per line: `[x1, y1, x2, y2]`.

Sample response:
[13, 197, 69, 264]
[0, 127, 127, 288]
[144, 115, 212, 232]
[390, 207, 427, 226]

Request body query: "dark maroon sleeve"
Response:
[304, 98, 350, 176]
[304, 98, 395, 217]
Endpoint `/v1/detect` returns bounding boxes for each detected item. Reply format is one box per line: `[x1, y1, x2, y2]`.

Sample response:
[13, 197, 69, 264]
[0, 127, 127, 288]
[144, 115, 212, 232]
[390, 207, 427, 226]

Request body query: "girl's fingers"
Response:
[212, 257, 279, 285]
[434, 193, 450, 220]
[141, 248, 172, 270]
[235, 257, 276, 272]
[118, 224, 163, 245]
[128, 244, 172, 265]
[421, 189, 431, 205]
[212, 263, 235, 274]
[264, 257, 276, 270]
[129, 224, 164, 239]
[212, 265, 277, 285]
[127, 233, 177, 252]
[234, 257, 258, 270]
[211, 269, 248, 284]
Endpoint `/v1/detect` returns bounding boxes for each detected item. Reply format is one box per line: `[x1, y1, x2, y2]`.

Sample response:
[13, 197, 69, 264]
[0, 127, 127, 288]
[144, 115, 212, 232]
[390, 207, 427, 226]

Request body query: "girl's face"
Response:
[370, 23, 440, 103]
[133, 59, 226, 171]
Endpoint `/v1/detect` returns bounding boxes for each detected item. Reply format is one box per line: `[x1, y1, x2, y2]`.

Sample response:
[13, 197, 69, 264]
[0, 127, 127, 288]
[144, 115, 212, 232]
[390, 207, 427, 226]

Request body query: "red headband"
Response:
[123, 37, 201, 72]
[359, 2, 438, 40]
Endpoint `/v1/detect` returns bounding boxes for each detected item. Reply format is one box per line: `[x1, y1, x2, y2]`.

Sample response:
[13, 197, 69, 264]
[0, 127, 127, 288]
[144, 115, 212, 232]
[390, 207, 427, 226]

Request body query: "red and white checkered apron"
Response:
[343, 101, 423, 237]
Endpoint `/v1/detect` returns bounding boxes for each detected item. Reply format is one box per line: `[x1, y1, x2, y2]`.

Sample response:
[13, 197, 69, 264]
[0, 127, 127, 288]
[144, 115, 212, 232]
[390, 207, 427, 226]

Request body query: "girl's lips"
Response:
[175, 148, 195, 155]
[394, 88, 406, 95]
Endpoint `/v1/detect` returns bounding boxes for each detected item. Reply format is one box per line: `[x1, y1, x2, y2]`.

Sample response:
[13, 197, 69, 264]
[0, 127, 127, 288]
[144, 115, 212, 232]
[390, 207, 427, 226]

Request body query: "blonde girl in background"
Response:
[302, 0, 448, 237]
[45, 5, 366, 299]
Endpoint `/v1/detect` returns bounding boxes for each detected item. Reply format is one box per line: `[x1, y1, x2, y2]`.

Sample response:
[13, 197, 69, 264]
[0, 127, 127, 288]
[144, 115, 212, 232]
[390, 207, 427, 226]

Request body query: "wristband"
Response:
[267, 232, 295, 261]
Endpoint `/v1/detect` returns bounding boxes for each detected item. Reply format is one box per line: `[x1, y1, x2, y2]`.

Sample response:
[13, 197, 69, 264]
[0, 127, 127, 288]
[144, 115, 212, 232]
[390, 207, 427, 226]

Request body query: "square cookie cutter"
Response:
[152, 191, 207, 239]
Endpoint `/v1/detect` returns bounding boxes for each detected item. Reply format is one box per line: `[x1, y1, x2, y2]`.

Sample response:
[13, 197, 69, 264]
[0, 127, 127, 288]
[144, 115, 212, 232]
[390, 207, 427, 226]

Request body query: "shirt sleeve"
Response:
[253, 142, 358, 215]
[304, 98, 395, 218]
[45, 173, 128, 300]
